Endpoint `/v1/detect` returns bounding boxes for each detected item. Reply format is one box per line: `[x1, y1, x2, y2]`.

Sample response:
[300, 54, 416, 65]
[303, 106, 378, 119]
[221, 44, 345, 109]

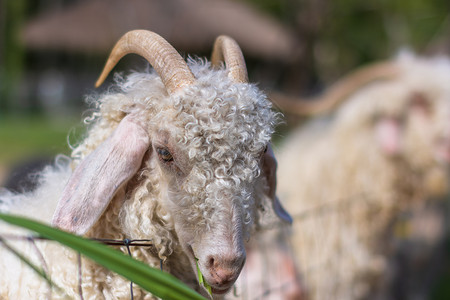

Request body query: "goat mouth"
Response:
[187, 244, 235, 296]
[211, 286, 232, 295]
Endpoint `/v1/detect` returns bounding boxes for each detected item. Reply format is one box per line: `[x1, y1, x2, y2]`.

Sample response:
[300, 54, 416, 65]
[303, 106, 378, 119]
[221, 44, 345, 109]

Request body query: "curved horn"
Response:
[270, 62, 400, 116]
[211, 35, 248, 83]
[95, 30, 195, 94]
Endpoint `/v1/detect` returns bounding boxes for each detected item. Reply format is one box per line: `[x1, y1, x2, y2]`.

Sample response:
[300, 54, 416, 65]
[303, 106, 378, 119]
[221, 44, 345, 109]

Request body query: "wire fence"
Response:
[0, 235, 159, 300]
[0, 194, 448, 300]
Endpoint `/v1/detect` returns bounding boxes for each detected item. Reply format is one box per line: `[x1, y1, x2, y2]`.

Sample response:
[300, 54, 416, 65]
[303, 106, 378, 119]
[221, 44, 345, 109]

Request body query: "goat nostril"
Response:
[208, 256, 215, 268]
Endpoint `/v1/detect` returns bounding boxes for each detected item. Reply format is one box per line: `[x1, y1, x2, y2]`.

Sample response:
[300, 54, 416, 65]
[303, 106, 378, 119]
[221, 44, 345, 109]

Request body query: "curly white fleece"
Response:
[0, 58, 280, 299]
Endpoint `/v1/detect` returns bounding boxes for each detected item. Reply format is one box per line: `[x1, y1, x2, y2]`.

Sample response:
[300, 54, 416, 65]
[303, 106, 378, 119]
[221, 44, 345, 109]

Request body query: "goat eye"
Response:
[157, 148, 173, 162]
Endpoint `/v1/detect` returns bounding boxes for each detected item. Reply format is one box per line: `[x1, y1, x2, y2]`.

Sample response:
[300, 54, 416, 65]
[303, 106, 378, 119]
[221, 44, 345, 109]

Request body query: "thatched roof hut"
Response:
[22, 0, 299, 61]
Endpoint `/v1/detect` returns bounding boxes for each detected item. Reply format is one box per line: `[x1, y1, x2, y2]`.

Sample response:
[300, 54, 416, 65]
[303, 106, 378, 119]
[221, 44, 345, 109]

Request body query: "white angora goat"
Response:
[0, 30, 291, 299]
[276, 53, 450, 300]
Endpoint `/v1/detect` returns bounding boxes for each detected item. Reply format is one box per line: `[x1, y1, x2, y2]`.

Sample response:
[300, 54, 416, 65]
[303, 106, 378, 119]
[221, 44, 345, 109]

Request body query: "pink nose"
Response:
[208, 255, 245, 286]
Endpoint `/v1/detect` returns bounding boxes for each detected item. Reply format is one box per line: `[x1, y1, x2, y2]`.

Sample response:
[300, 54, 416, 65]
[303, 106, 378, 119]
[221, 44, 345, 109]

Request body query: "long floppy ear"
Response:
[262, 144, 293, 224]
[52, 114, 150, 235]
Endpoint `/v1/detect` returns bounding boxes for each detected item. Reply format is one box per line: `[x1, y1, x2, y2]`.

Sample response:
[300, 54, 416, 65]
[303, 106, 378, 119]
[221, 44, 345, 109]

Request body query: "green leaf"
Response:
[196, 257, 212, 296]
[0, 213, 206, 300]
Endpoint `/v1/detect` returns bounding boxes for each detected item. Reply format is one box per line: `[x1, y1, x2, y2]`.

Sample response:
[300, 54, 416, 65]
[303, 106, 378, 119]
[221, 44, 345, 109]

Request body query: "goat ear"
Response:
[375, 117, 402, 156]
[262, 144, 293, 224]
[52, 114, 150, 235]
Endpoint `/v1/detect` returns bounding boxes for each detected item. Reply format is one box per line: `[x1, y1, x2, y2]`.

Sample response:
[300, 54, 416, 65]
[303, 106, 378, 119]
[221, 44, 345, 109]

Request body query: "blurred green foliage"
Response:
[244, 0, 450, 83]
[318, 0, 448, 72]
[0, 115, 81, 166]
[0, 0, 26, 112]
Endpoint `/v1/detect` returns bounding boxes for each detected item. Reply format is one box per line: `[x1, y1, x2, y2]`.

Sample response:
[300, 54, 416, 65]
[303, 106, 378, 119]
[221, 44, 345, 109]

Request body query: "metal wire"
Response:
[29, 237, 52, 300]
[1, 191, 446, 299]
[0, 236, 158, 299]
[123, 239, 134, 300]
[0, 195, 378, 299]
[77, 252, 84, 300]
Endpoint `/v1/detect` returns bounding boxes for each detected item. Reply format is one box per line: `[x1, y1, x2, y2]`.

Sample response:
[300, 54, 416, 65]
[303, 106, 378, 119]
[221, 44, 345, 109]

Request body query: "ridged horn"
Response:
[270, 61, 400, 116]
[95, 30, 195, 94]
[211, 35, 248, 83]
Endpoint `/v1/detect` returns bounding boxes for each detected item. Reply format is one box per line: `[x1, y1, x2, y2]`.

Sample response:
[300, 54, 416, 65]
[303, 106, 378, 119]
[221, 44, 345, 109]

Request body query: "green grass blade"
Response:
[0, 213, 206, 300]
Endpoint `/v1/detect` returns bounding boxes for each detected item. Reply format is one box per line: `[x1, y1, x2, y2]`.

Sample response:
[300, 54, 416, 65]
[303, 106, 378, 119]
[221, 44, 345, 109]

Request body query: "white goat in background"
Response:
[0, 30, 292, 299]
[275, 53, 450, 300]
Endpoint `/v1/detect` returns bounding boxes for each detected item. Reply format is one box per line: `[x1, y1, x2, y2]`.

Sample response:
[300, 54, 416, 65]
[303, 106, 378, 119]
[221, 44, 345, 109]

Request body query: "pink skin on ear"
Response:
[263, 144, 293, 224]
[375, 117, 402, 156]
[52, 114, 150, 235]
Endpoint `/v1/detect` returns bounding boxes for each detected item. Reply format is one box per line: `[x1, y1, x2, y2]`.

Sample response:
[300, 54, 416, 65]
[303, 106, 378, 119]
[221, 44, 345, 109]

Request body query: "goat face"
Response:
[337, 57, 450, 195]
[51, 68, 290, 296]
[148, 82, 281, 294]
[371, 88, 450, 170]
